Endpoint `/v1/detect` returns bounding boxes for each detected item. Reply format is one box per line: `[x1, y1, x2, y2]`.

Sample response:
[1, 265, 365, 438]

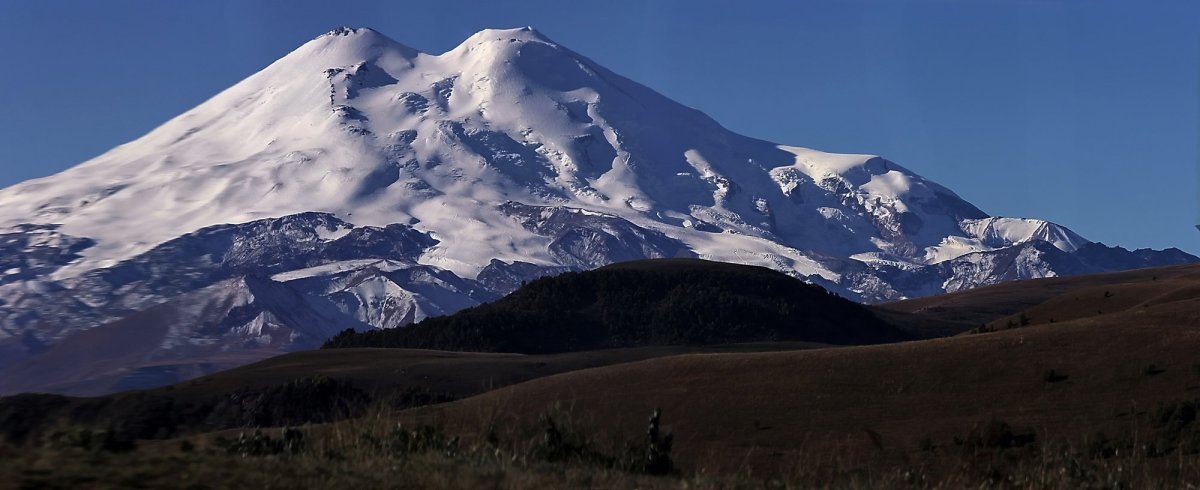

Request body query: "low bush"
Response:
[46, 427, 136, 453]
[956, 419, 1036, 450]
[361, 424, 460, 457]
[207, 376, 369, 429]
[528, 408, 674, 475]
[1043, 369, 1069, 383]
[214, 427, 305, 457]
[616, 408, 674, 475]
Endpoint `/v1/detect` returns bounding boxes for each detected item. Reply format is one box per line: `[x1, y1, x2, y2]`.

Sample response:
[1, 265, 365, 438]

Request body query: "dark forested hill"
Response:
[322, 259, 910, 353]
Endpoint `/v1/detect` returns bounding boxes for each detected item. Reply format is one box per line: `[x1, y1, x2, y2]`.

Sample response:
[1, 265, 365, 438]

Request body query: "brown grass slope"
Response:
[881, 263, 1200, 332]
[6, 264, 1200, 488]
[159, 342, 828, 400]
[0, 342, 828, 445]
[979, 266, 1200, 333]
[394, 265, 1200, 473]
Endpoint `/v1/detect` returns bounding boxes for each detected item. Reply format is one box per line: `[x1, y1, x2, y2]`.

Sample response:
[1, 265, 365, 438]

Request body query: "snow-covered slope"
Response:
[0, 27, 1192, 394]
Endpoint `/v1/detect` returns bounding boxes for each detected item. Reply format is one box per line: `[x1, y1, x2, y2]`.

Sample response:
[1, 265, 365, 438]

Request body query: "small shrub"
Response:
[527, 409, 675, 475]
[529, 414, 597, 464]
[207, 376, 369, 429]
[616, 408, 674, 475]
[1085, 431, 1129, 459]
[1144, 364, 1166, 376]
[1151, 400, 1197, 431]
[362, 424, 459, 457]
[0, 393, 72, 445]
[958, 420, 1035, 450]
[1043, 369, 1068, 383]
[1143, 399, 1200, 456]
[47, 428, 136, 453]
[214, 427, 305, 457]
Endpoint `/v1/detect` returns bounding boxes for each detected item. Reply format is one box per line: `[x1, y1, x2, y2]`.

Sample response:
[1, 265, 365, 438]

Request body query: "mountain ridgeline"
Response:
[322, 259, 910, 353]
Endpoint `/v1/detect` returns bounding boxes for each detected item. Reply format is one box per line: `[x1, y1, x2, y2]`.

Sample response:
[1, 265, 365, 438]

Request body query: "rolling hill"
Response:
[389, 264, 1200, 473]
[322, 258, 911, 352]
[5, 262, 1200, 488]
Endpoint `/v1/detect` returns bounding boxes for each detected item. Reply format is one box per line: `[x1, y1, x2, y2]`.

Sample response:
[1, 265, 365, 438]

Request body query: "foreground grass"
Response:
[6, 440, 1200, 489]
[9, 410, 1200, 490]
[0, 446, 679, 490]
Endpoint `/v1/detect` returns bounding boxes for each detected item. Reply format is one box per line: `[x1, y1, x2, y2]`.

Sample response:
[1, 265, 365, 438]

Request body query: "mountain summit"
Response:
[0, 27, 1191, 394]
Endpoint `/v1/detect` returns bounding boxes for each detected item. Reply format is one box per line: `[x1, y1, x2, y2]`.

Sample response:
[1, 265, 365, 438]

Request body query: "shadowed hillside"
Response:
[5, 263, 1200, 488]
[322, 259, 910, 352]
[393, 291, 1200, 474]
[0, 342, 826, 444]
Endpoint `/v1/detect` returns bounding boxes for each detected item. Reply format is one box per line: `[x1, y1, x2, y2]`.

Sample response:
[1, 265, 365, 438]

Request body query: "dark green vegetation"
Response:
[0, 376, 370, 445]
[322, 259, 910, 352]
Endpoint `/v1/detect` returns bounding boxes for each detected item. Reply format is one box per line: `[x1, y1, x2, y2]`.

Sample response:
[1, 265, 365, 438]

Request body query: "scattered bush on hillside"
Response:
[0, 393, 72, 444]
[1081, 399, 1200, 459]
[361, 424, 460, 458]
[46, 427, 136, 453]
[530, 414, 603, 464]
[1085, 431, 1136, 460]
[0, 376, 374, 445]
[618, 408, 674, 475]
[528, 408, 675, 475]
[215, 427, 306, 457]
[1144, 364, 1166, 376]
[939, 420, 1043, 487]
[206, 376, 369, 428]
[954, 419, 1036, 451]
[1147, 399, 1200, 456]
[1043, 369, 1069, 383]
[382, 386, 456, 410]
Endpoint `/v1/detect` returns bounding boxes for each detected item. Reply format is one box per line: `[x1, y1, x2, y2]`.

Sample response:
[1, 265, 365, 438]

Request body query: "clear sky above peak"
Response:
[0, 0, 1197, 254]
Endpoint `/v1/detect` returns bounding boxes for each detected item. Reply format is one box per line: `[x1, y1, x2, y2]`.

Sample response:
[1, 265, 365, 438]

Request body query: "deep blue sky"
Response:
[1, 0, 1197, 253]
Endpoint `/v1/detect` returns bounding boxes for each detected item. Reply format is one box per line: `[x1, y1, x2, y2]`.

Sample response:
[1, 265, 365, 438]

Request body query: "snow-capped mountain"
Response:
[0, 27, 1191, 394]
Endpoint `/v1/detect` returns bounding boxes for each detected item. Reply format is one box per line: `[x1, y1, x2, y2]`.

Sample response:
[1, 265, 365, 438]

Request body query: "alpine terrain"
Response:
[0, 27, 1191, 394]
